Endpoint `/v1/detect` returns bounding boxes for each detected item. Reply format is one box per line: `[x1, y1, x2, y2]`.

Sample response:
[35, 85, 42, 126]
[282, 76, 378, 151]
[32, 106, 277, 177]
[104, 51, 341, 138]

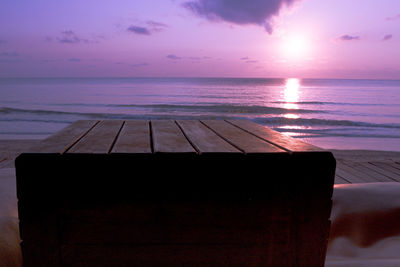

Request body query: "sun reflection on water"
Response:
[283, 78, 300, 119]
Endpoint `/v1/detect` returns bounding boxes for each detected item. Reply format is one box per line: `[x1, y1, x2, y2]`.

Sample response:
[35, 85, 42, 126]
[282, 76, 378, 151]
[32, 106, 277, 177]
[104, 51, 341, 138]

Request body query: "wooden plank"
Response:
[334, 175, 350, 184]
[201, 120, 284, 153]
[227, 119, 322, 152]
[339, 161, 387, 183]
[334, 167, 365, 183]
[0, 158, 12, 169]
[369, 162, 400, 180]
[0, 157, 6, 163]
[176, 120, 241, 154]
[336, 162, 376, 183]
[111, 121, 151, 154]
[67, 120, 123, 154]
[372, 162, 400, 176]
[360, 162, 400, 182]
[29, 120, 98, 154]
[352, 162, 396, 182]
[151, 120, 196, 153]
[388, 161, 400, 170]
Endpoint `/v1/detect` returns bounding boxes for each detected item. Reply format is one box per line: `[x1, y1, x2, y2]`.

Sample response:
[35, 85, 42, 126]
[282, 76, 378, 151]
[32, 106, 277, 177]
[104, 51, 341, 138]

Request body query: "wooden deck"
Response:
[15, 119, 335, 267]
[1, 121, 400, 184]
[332, 150, 400, 184]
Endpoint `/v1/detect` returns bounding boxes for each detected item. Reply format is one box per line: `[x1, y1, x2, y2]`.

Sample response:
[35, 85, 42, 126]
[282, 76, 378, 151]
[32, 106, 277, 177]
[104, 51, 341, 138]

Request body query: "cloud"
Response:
[167, 54, 182, 60]
[146, 20, 168, 31]
[386, 14, 400, 21]
[132, 62, 149, 67]
[0, 51, 19, 57]
[166, 54, 212, 62]
[50, 31, 102, 44]
[127, 20, 168, 35]
[0, 51, 21, 63]
[240, 56, 257, 63]
[127, 26, 151, 35]
[42, 59, 62, 63]
[57, 31, 89, 44]
[182, 0, 301, 34]
[338, 34, 360, 41]
[382, 34, 393, 41]
[68, 58, 81, 62]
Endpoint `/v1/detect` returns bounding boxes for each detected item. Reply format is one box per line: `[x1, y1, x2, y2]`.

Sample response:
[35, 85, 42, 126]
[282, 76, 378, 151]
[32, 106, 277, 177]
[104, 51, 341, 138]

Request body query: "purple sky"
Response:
[0, 0, 399, 79]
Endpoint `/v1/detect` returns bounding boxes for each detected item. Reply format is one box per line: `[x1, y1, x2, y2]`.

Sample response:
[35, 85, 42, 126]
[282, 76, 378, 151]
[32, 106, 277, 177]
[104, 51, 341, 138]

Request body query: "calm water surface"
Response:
[1, 77, 399, 151]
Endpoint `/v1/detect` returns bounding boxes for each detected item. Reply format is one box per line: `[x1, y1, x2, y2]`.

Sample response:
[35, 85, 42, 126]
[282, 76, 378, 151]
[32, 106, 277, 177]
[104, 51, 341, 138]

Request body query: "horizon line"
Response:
[1, 76, 400, 82]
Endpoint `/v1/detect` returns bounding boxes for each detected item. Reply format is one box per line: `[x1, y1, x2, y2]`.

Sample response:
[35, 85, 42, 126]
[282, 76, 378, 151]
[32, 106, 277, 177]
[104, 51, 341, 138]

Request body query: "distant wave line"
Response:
[271, 101, 399, 107]
[274, 128, 400, 139]
[254, 117, 400, 129]
[0, 104, 324, 116]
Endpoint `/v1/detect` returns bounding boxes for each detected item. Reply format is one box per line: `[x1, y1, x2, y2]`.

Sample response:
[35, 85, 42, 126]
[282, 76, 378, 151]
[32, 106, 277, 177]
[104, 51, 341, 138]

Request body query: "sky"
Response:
[0, 0, 399, 79]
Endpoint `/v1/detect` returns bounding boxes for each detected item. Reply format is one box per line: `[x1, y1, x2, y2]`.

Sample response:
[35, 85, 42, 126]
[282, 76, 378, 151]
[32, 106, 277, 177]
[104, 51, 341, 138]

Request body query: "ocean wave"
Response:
[107, 103, 323, 114]
[0, 106, 126, 118]
[0, 104, 323, 117]
[271, 101, 400, 107]
[253, 117, 400, 129]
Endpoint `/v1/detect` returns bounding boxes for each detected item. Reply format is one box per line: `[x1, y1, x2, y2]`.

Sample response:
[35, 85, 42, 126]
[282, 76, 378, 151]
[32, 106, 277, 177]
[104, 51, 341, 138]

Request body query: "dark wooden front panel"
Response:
[16, 120, 335, 267]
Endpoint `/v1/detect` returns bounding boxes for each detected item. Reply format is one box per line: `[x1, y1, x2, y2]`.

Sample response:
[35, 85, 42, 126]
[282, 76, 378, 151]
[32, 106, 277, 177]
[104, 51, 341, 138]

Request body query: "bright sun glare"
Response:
[284, 78, 300, 103]
[283, 78, 300, 119]
[282, 35, 311, 60]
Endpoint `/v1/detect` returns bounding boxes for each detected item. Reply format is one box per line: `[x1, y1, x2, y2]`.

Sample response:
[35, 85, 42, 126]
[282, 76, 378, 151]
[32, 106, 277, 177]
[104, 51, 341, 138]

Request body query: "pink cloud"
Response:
[183, 0, 301, 34]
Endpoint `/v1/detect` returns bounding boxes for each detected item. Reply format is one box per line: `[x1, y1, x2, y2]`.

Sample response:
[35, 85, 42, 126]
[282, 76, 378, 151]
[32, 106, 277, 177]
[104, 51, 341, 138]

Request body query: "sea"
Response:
[1, 77, 399, 151]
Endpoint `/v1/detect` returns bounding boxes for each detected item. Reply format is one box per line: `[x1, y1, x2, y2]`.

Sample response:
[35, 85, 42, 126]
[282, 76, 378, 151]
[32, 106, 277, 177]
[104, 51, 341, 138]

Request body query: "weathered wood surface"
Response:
[30, 120, 99, 154]
[201, 120, 284, 153]
[151, 120, 196, 153]
[227, 119, 322, 152]
[176, 120, 240, 154]
[111, 120, 151, 154]
[4, 120, 399, 186]
[67, 120, 123, 154]
[16, 119, 336, 267]
[4, 121, 400, 186]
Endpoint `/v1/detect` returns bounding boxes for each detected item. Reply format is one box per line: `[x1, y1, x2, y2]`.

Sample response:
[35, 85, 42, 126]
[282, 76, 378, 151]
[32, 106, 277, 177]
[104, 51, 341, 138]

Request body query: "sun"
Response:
[281, 34, 311, 61]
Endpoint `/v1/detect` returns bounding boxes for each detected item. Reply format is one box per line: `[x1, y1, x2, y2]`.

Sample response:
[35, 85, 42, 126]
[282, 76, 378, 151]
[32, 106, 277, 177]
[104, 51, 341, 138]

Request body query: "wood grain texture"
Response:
[334, 167, 365, 184]
[67, 120, 123, 154]
[201, 120, 285, 154]
[29, 120, 98, 154]
[363, 162, 400, 182]
[151, 120, 196, 153]
[390, 162, 400, 171]
[345, 162, 395, 182]
[176, 120, 240, 154]
[111, 121, 151, 154]
[227, 119, 322, 152]
[334, 175, 350, 184]
[337, 161, 382, 183]
[372, 162, 400, 176]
